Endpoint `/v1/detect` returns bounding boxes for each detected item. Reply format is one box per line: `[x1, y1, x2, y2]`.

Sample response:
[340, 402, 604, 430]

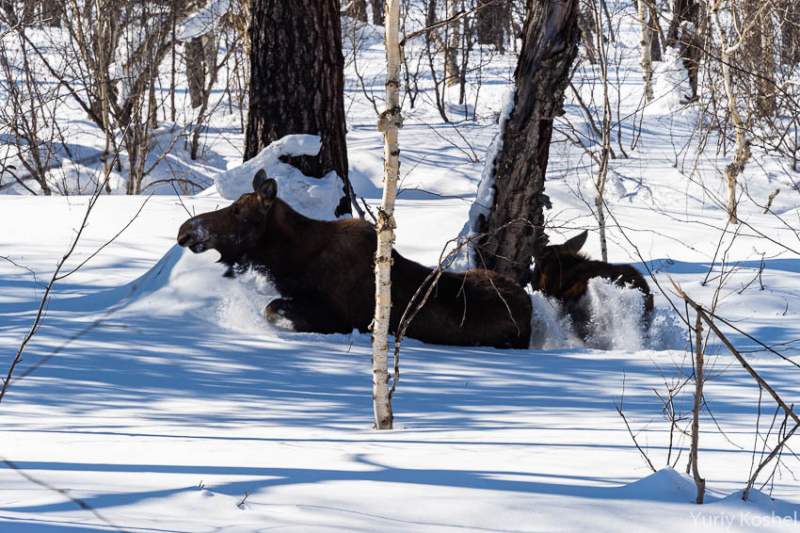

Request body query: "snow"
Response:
[176, 0, 231, 41]
[214, 134, 345, 220]
[1, 3, 800, 532]
[456, 87, 517, 270]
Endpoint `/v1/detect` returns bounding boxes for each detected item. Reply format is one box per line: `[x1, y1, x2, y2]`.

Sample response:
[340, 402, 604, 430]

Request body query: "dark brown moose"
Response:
[177, 170, 532, 348]
[531, 230, 654, 338]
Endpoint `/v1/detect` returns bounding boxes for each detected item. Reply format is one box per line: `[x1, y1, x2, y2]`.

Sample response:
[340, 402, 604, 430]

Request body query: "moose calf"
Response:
[531, 230, 654, 338]
[178, 170, 532, 348]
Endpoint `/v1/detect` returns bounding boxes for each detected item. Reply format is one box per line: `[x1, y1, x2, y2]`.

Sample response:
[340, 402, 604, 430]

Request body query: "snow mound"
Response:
[215, 134, 344, 221]
[177, 0, 231, 41]
[115, 244, 278, 336]
[614, 467, 698, 502]
[648, 47, 693, 115]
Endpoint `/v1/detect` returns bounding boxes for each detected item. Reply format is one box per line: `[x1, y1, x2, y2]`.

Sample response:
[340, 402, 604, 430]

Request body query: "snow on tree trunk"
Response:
[473, 0, 580, 286]
[372, 0, 401, 431]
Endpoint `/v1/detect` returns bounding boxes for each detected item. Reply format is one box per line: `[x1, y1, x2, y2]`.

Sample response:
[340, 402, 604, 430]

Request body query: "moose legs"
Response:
[264, 296, 352, 334]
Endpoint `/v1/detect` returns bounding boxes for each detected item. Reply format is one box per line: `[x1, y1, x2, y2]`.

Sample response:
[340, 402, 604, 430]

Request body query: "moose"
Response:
[530, 230, 654, 339]
[177, 170, 532, 348]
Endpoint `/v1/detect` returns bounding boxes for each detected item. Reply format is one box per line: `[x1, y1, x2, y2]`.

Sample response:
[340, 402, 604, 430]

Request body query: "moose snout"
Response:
[177, 219, 210, 253]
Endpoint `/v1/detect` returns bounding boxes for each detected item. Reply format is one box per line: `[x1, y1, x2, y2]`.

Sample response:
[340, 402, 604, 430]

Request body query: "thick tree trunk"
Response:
[1, 0, 16, 25]
[245, 0, 351, 216]
[476, 0, 580, 286]
[669, 0, 700, 100]
[372, 0, 400, 431]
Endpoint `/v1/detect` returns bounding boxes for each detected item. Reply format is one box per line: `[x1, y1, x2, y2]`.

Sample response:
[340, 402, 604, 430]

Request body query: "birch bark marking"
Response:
[372, 0, 401, 430]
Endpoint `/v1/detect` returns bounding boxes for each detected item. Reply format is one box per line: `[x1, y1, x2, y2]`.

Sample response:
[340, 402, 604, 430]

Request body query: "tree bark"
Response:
[369, 0, 382, 25]
[372, 0, 400, 431]
[781, 0, 800, 67]
[342, 0, 368, 22]
[186, 37, 206, 108]
[742, 0, 776, 119]
[577, 0, 598, 64]
[245, 0, 351, 216]
[637, 0, 654, 102]
[445, 0, 461, 86]
[476, 0, 580, 286]
[477, 0, 510, 53]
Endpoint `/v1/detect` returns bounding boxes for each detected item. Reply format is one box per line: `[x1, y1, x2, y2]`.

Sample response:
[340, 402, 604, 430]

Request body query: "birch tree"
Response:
[636, 0, 654, 102]
[372, 0, 400, 430]
[706, 0, 754, 224]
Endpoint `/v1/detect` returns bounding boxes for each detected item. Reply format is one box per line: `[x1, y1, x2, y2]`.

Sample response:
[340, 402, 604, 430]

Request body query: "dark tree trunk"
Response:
[369, 0, 382, 25]
[742, 0, 775, 118]
[246, 0, 351, 217]
[44, 0, 62, 27]
[577, 0, 597, 64]
[477, 0, 510, 53]
[782, 1, 800, 67]
[667, 0, 691, 47]
[669, 0, 701, 100]
[1, 0, 16, 25]
[475, 0, 580, 287]
[649, 6, 662, 62]
[342, 0, 368, 22]
[186, 37, 206, 108]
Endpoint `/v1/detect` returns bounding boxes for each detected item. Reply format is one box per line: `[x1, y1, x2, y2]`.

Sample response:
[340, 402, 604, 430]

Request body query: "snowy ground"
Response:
[2, 6, 800, 533]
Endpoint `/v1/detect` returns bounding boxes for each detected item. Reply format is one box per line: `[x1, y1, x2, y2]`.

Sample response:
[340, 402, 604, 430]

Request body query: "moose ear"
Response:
[563, 230, 588, 253]
[252, 170, 277, 205]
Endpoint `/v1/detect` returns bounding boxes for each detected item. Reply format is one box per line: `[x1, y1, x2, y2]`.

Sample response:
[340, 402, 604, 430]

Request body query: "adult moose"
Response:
[177, 170, 532, 348]
[531, 230, 654, 338]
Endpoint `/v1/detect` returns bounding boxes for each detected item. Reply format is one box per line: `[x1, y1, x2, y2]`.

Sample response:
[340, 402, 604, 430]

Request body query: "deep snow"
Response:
[2, 5, 800, 533]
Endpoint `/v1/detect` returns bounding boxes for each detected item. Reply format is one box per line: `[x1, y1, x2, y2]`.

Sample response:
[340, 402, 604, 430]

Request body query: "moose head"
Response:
[177, 170, 279, 267]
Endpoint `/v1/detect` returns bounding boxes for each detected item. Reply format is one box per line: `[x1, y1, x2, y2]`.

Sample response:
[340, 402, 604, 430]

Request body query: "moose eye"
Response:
[232, 206, 242, 217]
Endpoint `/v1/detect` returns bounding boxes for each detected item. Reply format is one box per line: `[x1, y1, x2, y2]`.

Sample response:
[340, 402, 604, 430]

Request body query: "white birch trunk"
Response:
[594, 0, 612, 262]
[445, 0, 460, 86]
[371, 0, 401, 430]
[637, 0, 654, 102]
[708, 0, 747, 224]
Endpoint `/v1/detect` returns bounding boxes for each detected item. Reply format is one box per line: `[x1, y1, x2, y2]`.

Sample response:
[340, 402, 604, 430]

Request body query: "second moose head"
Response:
[531, 230, 654, 339]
